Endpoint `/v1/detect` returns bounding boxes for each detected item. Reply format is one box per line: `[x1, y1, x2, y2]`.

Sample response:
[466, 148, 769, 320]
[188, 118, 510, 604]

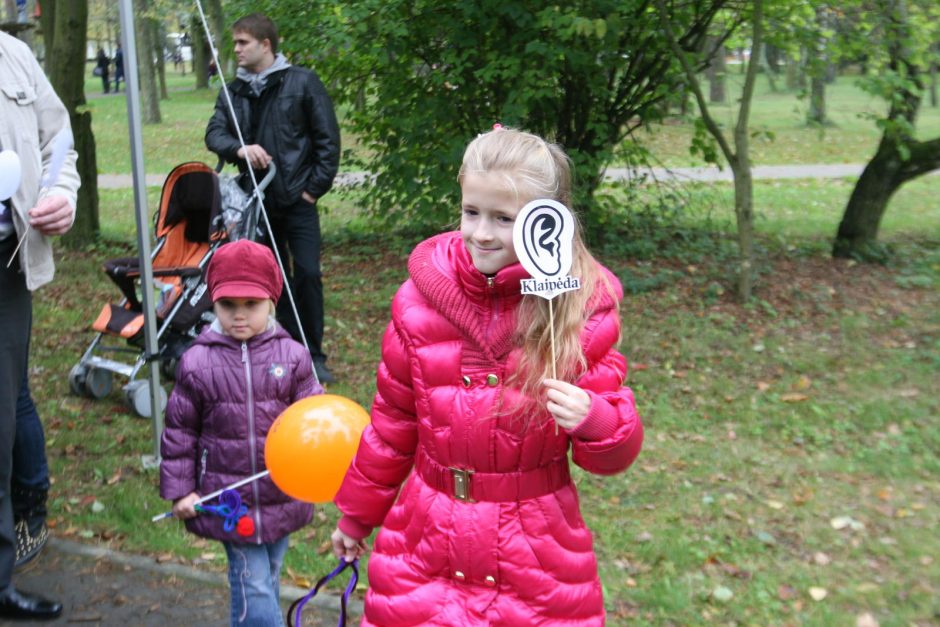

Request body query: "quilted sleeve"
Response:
[334, 314, 419, 539]
[160, 358, 205, 501]
[567, 304, 644, 476]
[290, 344, 324, 401]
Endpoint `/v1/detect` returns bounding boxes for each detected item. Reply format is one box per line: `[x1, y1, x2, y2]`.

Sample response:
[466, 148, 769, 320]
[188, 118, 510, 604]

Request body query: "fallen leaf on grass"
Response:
[155, 553, 174, 563]
[813, 552, 831, 566]
[780, 393, 808, 403]
[777, 584, 797, 600]
[317, 540, 332, 555]
[808, 587, 827, 601]
[711, 586, 733, 603]
[106, 471, 122, 486]
[830, 516, 865, 531]
[856, 613, 879, 627]
[766, 500, 784, 510]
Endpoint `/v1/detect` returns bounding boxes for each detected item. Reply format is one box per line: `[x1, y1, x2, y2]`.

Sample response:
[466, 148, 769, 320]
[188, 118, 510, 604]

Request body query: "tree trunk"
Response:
[37, 0, 53, 73]
[191, 12, 209, 89]
[134, 0, 161, 123]
[834, 135, 940, 259]
[730, 160, 755, 299]
[833, 0, 940, 260]
[707, 42, 726, 104]
[205, 0, 230, 75]
[762, 45, 779, 93]
[46, 0, 99, 248]
[153, 19, 167, 100]
[930, 56, 938, 107]
[808, 75, 826, 125]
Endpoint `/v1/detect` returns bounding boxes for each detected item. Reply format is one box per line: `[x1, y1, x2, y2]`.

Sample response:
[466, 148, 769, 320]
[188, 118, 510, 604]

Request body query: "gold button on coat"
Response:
[461, 375, 471, 387]
[454, 571, 465, 581]
[486, 374, 499, 386]
[485, 575, 496, 587]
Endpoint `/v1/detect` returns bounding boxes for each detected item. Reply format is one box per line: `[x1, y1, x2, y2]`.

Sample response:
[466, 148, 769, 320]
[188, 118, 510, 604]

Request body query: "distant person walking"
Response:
[112, 44, 124, 92]
[94, 48, 109, 94]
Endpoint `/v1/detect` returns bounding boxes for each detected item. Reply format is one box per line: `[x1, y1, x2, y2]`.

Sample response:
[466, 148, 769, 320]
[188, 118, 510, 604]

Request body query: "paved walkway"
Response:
[6, 538, 361, 626]
[99, 163, 934, 190]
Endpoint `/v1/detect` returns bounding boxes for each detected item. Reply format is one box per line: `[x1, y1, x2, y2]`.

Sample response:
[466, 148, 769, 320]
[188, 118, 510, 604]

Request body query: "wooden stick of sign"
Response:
[513, 199, 581, 435]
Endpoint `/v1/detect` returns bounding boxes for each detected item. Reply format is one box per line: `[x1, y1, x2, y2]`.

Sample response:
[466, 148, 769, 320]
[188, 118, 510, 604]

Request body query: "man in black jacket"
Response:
[206, 13, 341, 383]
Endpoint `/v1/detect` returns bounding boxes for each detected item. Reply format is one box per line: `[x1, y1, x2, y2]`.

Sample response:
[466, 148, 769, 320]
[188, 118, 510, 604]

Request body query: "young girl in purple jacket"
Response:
[160, 239, 322, 626]
[331, 127, 644, 625]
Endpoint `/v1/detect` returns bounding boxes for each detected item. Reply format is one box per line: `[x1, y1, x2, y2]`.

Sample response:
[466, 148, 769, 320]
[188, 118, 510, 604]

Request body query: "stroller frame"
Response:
[70, 161, 275, 416]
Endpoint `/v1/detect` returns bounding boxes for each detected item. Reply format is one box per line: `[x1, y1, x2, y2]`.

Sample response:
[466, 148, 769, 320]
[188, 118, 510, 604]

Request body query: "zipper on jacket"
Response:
[484, 275, 501, 342]
[242, 341, 262, 542]
[198, 448, 208, 489]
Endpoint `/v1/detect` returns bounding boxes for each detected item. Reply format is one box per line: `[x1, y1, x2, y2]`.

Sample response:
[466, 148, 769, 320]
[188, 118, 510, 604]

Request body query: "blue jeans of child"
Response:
[223, 536, 289, 626]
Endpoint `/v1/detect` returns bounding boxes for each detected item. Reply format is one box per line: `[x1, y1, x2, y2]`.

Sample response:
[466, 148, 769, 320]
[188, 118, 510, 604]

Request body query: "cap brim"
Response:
[211, 281, 274, 301]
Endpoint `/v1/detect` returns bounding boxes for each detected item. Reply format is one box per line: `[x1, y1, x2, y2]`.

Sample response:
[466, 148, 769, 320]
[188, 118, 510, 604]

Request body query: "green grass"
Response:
[635, 74, 940, 167]
[35, 176, 940, 624]
[30, 65, 940, 623]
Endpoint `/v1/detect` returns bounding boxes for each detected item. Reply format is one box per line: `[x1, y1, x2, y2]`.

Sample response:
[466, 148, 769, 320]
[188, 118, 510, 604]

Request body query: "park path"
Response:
[5, 538, 361, 626]
[98, 163, 903, 190]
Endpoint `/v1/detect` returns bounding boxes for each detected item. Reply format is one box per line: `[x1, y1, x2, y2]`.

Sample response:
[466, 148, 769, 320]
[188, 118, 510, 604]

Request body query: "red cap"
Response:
[206, 240, 283, 302]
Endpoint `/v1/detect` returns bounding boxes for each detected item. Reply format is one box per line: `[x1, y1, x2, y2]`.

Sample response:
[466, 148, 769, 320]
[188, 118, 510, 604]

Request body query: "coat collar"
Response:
[408, 232, 528, 360]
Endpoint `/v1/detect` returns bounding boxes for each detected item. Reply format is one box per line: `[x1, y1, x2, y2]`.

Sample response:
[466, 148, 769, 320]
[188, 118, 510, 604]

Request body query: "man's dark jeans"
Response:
[267, 197, 326, 362]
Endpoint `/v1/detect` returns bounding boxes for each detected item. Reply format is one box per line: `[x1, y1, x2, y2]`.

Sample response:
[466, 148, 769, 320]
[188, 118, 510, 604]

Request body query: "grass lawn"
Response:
[31, 171, 940, 624]
[30, 65, 938, 624]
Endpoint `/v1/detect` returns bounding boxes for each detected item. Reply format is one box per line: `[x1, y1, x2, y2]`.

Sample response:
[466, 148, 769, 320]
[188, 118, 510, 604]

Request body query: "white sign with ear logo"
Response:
[513, 198, 581, 299]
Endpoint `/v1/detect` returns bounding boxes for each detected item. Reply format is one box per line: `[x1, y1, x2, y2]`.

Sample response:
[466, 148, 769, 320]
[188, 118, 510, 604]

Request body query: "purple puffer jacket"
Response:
[160, 323, 322, 543]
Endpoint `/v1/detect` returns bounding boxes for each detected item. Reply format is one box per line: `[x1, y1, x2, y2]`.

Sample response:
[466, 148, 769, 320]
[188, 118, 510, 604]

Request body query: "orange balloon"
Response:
[265, 395, 370, 503]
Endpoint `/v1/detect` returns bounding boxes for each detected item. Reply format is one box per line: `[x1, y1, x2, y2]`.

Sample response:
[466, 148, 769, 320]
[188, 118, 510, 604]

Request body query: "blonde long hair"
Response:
[459, 128, 614, 404]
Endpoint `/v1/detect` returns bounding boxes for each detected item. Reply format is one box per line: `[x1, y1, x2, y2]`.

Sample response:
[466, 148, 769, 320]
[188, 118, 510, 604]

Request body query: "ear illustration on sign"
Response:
[522, 205, 564, 277]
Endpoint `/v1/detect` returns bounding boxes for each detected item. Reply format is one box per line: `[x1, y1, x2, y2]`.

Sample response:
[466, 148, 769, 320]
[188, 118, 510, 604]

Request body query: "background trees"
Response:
[231, 0, 732, 234]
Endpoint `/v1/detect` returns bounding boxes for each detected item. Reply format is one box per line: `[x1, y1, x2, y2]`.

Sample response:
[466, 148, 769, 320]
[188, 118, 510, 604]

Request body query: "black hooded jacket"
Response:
[205, 65, 340, 214]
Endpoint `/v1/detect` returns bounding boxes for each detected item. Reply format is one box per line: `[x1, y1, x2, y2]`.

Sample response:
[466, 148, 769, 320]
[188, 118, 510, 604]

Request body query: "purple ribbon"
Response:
[287, 558, 359, 627]
[194, 489, 247, 533]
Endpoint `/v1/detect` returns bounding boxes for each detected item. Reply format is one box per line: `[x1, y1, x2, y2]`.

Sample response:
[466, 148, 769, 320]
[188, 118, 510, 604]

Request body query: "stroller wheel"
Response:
[123, 380, 168, 419]
[69, 364, 88, 397]
[84, 367, 113, 399]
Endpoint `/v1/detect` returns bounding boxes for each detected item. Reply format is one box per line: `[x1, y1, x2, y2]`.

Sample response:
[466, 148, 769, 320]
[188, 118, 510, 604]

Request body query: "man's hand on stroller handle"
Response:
[237, 144, 273, 170]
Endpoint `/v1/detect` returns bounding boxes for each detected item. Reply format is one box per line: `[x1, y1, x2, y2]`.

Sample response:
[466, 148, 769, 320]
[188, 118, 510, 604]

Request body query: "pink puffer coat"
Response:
[334, 232, 643, 626]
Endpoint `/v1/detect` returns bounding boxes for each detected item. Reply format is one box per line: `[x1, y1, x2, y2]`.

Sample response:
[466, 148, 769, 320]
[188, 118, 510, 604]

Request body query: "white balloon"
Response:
[0, 150, 22, 201]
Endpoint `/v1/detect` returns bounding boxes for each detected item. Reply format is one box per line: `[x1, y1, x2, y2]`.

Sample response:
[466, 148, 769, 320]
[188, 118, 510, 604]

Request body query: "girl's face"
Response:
[460, 172, 524, 275]
[213, 297, 272, 341]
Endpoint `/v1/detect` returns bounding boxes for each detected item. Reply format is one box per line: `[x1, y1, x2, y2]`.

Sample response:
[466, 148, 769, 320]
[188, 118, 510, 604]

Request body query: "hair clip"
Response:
[492, 123, 504, 131]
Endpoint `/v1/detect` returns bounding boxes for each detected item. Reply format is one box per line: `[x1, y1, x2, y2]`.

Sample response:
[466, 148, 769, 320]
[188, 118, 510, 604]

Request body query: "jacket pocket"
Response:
[1, 83, 38, 106]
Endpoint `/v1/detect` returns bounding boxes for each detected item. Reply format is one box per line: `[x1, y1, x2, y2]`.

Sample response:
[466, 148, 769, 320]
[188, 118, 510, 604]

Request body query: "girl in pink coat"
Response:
[332, 127, 644, 625]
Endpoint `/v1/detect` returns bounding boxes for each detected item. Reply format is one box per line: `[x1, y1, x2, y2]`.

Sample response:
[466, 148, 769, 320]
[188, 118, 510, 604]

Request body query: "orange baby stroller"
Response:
[69, 161, 275, 416]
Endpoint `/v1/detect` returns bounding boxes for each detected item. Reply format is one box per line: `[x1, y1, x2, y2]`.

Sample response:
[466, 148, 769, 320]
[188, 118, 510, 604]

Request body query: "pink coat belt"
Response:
[414, 449, 571, 503]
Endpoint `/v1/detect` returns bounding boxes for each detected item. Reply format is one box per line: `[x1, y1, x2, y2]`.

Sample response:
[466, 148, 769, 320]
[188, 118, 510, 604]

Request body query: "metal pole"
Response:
[118, 0, 163, 468]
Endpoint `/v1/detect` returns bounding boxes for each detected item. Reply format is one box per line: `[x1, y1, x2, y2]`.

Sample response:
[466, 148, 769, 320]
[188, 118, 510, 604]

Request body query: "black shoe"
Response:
[14, 519, 49, 570]
[0, 588, 63, 620]
[314, 359, 336, 385]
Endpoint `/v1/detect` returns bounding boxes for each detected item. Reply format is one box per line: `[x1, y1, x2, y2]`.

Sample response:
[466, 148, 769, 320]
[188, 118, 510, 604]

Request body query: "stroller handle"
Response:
[214, 158, 278, 194]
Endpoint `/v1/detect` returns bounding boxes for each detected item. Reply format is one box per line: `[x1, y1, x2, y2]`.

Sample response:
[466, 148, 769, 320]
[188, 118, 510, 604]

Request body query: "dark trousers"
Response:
[0, 237, 31, 592]
[14, 371, 48, 493]
[266, 198, 326, 361]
